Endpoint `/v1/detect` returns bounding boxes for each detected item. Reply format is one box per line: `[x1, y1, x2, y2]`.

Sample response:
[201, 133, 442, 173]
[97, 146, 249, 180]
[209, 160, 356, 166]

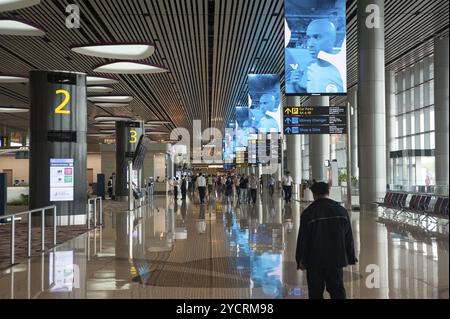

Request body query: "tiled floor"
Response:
[0, 192, 448, 299]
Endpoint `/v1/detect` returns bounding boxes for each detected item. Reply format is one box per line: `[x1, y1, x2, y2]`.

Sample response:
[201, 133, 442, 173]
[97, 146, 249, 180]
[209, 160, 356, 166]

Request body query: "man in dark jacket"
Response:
[296, 182, 357, 299]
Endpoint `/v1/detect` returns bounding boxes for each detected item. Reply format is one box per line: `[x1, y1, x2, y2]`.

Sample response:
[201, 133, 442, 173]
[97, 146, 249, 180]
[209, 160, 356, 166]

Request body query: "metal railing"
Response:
[0, 205, 56, 266]
[87, 197, 103, 230]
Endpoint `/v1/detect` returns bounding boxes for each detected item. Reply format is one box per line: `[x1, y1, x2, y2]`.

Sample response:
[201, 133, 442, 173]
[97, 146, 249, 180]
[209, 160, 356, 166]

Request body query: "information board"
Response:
[283, 106, 347, 135]
[50, 158, 74, 201]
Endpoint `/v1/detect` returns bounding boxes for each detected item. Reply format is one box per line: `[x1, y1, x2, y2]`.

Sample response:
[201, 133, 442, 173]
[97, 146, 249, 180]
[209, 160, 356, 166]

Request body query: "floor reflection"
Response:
[0, 193, 447, 299]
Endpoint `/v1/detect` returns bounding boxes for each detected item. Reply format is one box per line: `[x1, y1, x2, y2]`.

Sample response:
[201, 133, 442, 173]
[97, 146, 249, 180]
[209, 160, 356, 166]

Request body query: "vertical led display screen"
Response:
[235, 106, 251, 148]
[248, 74, 282, 134]
[223, 128, 235, 169]
[285, 0, 347, 96]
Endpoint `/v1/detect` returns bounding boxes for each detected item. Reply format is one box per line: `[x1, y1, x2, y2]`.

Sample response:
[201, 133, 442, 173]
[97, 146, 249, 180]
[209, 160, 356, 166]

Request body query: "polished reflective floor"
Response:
[0, 191, 448, 299]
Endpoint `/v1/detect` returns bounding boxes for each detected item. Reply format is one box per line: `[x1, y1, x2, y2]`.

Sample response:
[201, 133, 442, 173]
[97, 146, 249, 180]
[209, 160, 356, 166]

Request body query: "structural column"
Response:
[434, 36, 449, 189]
[286, 97, 302, 193]
[29, 71, 87, 225]
[115, 121, 144, 201]
[386, 70, 396, 187]
[357, 0, 386, 210]
[309, 96, 330, 182]
[349, 86, 359, 179]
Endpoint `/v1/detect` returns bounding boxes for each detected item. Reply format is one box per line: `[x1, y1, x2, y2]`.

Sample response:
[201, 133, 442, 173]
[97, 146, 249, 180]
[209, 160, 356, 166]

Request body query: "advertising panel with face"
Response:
[247, 74, 281, 134]
[285, 0, 347, 95]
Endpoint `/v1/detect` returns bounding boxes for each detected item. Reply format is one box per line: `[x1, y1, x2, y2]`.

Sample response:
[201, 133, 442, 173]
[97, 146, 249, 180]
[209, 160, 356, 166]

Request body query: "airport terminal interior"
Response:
[0, 0, 448, 300]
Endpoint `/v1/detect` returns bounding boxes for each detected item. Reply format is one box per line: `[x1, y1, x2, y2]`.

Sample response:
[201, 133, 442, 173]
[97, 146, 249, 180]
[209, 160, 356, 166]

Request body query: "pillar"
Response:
[115, 121, 144, 201]
[386, 71, 396, 186]
[357, 0, 386, 210]
[29, 70, 87, 226]
[434, 36, 449, 189]
[349, 87, 359, 179]
[309, 96, 330, 182]
[286, 97, 302, 193]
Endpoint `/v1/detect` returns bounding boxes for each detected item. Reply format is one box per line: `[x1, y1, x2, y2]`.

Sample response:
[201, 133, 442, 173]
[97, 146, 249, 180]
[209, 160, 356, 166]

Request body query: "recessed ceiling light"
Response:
[94, 123, 116, 128]
[146, 131, 169, 135]
[71, 43, 155, 60]
[87, 133, 114, 137]
[93, 61, 168, 74]
[94, 103, 129, 108]
[88, 96, 133, 103]
[0, 18, 45, 36]
[94, 116, 133, 122]
[0, 0, 40, 12]
[0, 74, 28, 83]
[87, 86, 114, 93]
[146, 120, 171, 125]
[0, 106, 29, 113]
[86, 76, 119, 85]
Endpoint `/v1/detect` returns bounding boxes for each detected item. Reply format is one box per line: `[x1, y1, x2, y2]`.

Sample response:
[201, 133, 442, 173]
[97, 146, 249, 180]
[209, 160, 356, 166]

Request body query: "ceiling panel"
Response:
[0, 0, 448, 139]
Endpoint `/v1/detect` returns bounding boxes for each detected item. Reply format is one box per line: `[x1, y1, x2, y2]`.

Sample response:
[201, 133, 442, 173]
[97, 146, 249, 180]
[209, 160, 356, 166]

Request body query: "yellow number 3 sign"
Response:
[55, 89, 71, 115]
[130, 129, 138, 144]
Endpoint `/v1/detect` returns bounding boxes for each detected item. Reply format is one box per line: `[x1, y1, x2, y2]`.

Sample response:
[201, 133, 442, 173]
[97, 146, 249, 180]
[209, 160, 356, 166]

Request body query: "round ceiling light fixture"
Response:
[94, 116, 134, 122]
[0, 18, 45, 36]
[87, 133, 114, 137]
[146, 120, 171, 125]
[98, 130, 117, 134]
[86, 76, 119, 85]
[93, 61, 168, 74]
[71, 43, 155, 60]
[0, 74, 28, 83]
[0, 0, 41, 12]
[146, 131, 169, 135]
[88, 95, 133, 103]
[94, 103, 129, 108]
[87, 86, 114, 94]
[0, 106, 29, 113]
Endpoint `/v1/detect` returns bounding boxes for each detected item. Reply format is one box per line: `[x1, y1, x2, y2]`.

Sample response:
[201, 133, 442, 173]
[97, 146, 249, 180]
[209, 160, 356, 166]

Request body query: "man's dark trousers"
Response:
[198, 187, 206, 203]
[306, 268, 346, 299]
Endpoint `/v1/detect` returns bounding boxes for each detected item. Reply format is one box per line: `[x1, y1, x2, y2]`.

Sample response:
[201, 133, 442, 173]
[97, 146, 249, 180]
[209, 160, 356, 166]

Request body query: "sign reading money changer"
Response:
[283, 106, 347, 135]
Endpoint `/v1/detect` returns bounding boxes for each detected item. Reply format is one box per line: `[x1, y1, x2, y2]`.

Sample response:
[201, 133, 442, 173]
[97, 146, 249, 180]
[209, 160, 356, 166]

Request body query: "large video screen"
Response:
[248, 74, 281, 134]
[223, 128, 235, 168]
[285, 0, 347, 96]
[235, 106, 250, 148]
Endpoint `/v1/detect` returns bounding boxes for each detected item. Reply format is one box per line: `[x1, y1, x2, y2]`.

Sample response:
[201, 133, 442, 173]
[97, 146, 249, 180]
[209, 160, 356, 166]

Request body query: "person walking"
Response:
[107, 175, 113, 199]
[181, 177, 187, 200]
[249, 174, 258, 204]
[268, 175, 276, 197]
[225, 175, 234, 204]
[282, 171, 294, 203]
[173, 177, 179, 199]
[239, 175, 248, 204]
[296, 182, 357, 299]
[197, 173, 207, 204]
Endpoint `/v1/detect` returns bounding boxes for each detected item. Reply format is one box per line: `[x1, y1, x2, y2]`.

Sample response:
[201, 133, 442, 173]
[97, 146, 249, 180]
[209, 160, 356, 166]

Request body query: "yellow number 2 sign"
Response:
[130, 129, 138, 144]
[55, 89, 71, 115]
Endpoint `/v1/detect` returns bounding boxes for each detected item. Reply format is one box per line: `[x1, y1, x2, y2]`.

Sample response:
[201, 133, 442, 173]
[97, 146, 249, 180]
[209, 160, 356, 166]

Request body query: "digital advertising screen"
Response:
[235, 106, 251, 148]
[248, 74, 281, 134]
[223, 128, 235, 168]
[50, 158, 74, 202]
[285, 0, 347, 96]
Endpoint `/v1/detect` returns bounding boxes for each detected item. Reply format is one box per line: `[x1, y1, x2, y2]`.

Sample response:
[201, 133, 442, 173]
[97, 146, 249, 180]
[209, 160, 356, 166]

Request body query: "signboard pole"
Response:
[346, 103, 353, 210]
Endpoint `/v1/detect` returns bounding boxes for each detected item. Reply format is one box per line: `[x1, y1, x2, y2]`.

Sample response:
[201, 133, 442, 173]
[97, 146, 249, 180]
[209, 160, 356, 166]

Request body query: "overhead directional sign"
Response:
[283, 106, 347, 135]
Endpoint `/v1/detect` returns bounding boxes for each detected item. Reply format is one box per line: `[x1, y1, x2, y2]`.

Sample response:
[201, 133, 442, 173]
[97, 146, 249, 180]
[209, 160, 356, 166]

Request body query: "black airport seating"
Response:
[377, 191, 449, 219]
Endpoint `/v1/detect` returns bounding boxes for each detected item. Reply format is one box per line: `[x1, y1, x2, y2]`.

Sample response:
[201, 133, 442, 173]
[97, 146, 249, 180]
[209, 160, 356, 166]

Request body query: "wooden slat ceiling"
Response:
[0, 0, 448, 139]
